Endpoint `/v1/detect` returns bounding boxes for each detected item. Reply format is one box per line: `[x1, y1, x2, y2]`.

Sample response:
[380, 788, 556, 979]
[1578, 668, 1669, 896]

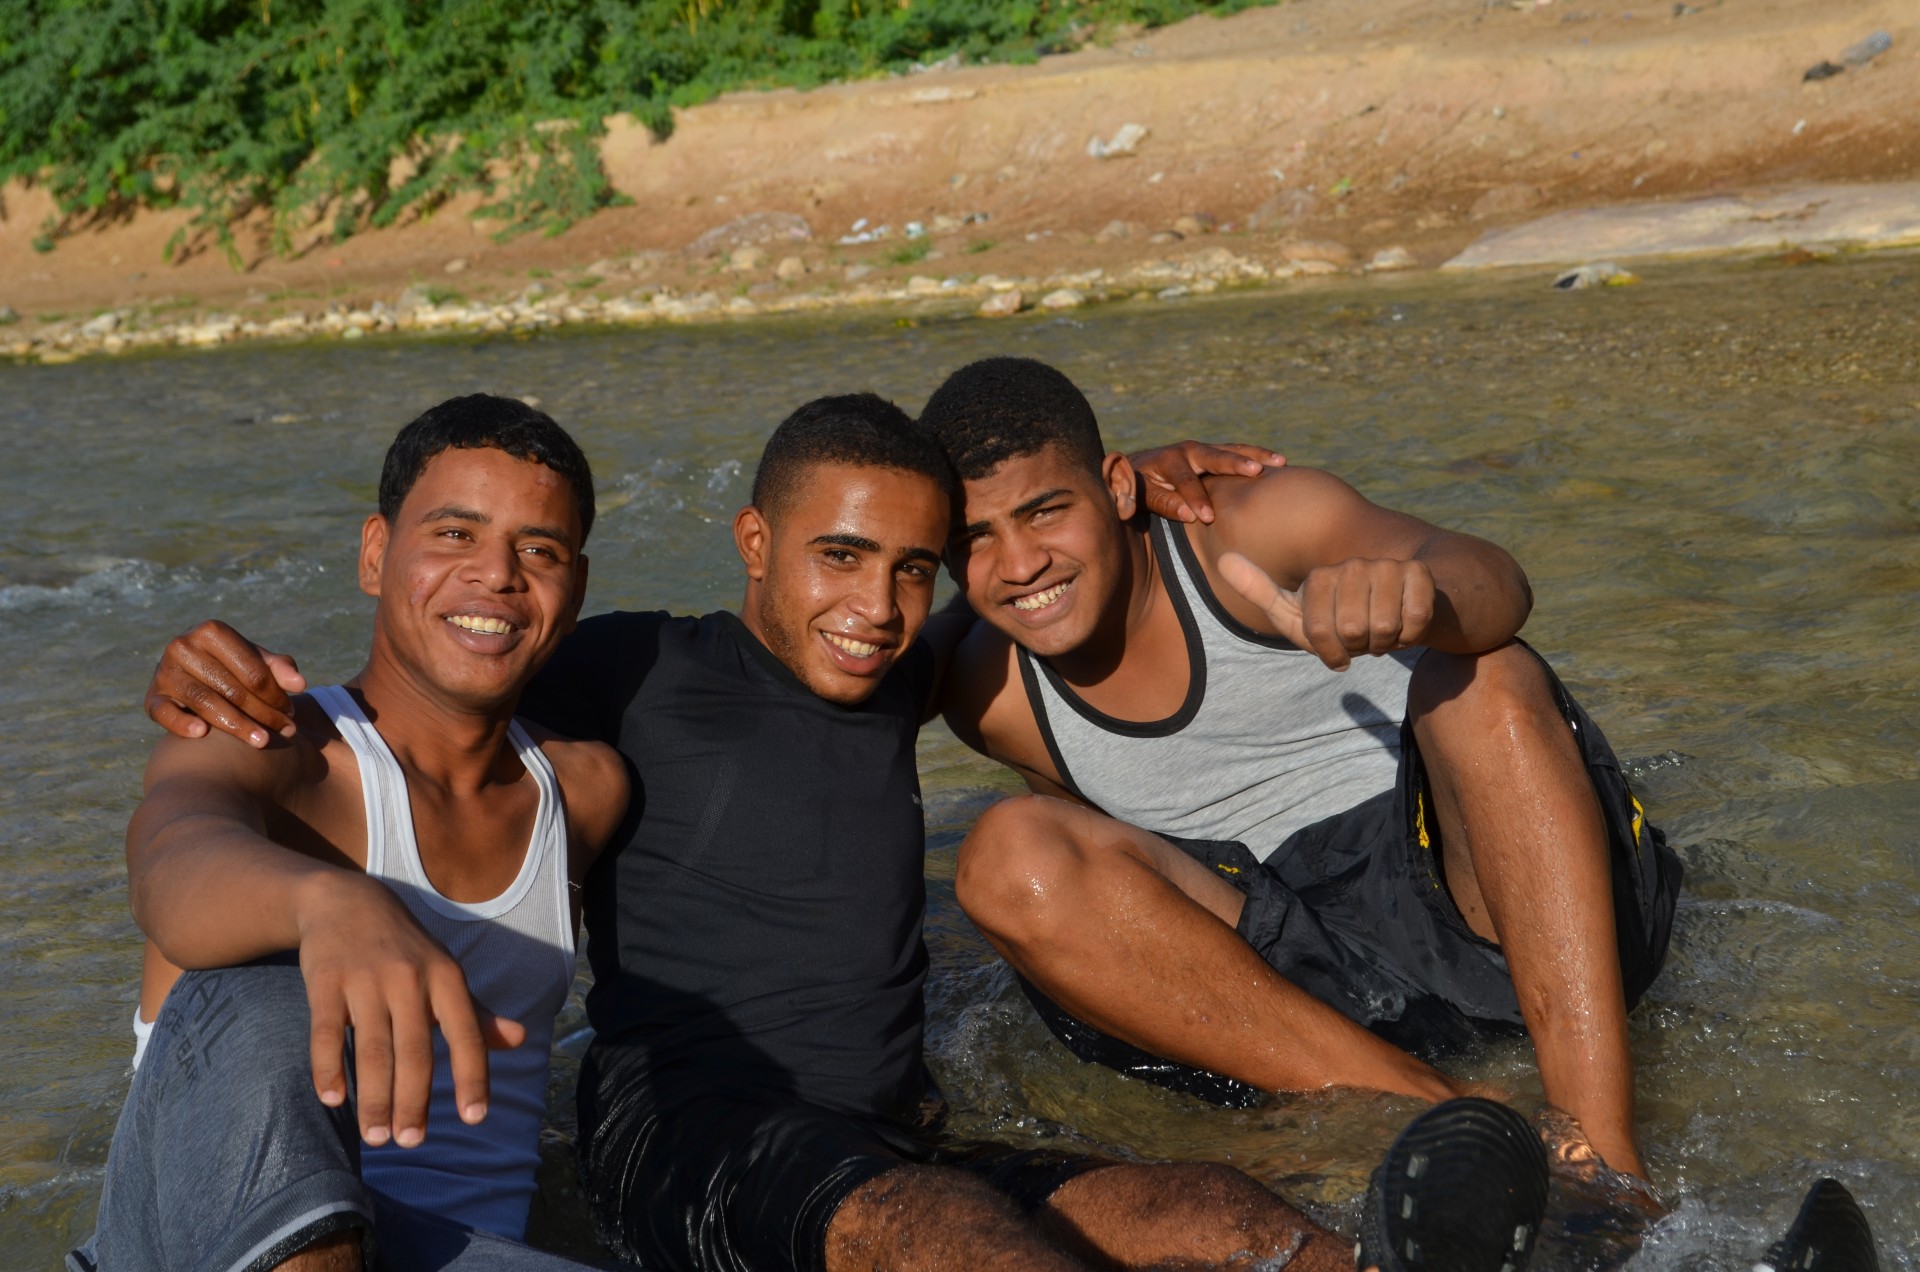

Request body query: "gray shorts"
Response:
[70, 958, 605, 1272]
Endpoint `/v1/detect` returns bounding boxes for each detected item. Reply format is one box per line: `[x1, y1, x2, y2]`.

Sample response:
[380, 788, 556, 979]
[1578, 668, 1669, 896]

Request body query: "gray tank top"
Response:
[1019, 519, 1421, 859]
[311, 685, 575, 1240]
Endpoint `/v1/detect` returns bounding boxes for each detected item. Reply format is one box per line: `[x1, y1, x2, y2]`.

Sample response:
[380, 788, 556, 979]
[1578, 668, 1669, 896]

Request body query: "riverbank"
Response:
[4, 0, 1915, 364]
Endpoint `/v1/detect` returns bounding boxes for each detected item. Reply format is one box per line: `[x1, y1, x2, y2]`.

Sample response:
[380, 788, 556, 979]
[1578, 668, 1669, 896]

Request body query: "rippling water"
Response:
[3, 253, 1916, 1269]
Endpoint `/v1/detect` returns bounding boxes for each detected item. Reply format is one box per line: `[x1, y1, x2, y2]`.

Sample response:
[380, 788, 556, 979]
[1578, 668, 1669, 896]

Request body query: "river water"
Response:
[3, 253, 1916, 1269]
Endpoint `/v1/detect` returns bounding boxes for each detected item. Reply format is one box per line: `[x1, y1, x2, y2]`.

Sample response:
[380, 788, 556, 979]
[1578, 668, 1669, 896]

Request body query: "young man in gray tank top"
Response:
[926, 357, 1684, 1187]
[78, 397, 629, 1271]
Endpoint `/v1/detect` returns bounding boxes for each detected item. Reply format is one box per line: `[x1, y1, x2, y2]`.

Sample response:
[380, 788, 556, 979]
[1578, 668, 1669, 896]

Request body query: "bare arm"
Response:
[1204, 468, 1532, 668]
[128, 725, 522, 1149]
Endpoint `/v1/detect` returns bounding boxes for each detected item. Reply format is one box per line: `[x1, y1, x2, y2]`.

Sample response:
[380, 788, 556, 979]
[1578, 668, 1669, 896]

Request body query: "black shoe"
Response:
[1357, 1098, 1549, 1272]
[1761, 1179, 1879, 1272]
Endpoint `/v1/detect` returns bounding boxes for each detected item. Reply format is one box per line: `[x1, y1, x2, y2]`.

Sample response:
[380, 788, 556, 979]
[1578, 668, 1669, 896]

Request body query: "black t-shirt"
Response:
[520, 610, 936, 1124]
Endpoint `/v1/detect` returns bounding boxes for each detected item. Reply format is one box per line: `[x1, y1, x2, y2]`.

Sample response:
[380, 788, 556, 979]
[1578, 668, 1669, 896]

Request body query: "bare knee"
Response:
[955, 795, 1094, 942]
[1410, 642, 1560, 741]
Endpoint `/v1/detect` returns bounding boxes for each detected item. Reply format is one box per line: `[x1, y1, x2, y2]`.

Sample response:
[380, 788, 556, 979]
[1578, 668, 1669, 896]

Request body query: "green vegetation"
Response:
[886, 238, 932, 266]
[966, 238, 996, 254]
[0, 0, 1277, 262]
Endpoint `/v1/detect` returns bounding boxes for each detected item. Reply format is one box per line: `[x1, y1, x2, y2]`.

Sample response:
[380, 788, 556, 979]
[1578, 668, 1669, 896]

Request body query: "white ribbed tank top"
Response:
[1020, 519, 1422, 859]
[311, 685, 575, 1240]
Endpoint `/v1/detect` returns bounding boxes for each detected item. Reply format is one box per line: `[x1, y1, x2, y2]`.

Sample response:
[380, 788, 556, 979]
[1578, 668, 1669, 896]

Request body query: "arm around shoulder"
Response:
[938, 622, 1078, 799]
[127, 719, 380, 970]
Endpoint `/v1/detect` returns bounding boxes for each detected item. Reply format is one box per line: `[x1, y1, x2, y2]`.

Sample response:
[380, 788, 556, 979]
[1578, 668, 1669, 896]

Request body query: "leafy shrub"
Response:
[0, 0, 1276, 260]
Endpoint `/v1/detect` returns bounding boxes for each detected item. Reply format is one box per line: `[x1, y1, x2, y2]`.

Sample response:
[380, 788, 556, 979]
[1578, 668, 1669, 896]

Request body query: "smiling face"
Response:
[359, 446, 588, 711]
[735, 461, 949, 706]
[950, 443, 1138, 659]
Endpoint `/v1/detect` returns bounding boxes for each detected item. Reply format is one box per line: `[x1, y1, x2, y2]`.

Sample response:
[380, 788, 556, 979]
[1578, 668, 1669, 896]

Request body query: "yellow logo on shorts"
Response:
[1629, 793, 1645, 846]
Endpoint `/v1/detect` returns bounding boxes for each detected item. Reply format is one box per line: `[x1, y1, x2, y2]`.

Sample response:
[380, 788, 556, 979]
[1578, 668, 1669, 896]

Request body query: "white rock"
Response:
[81, 311, 123, 337]
[1366, 246, 1418, 272]
[776, 255, 807, 281]
[444, 257, 469, 274]
[907, 275, 944, 296]
[1087, 123, 1149, 159]
[978, 290, 1024, 317]
[729, 246, 767, 271]
[1039, 288, 1086, 310]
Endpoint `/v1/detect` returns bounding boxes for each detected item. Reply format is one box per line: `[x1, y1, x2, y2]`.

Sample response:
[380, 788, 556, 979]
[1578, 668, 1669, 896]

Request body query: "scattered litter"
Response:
[837, 223, 892, 245]
[1087, 123, 1149, 159]
[1793, 119, 1807, 136]
[1553, 262, 1639, 290]
[1840, 30, 1892, 68]
[1148, 171, 1165, 184]
[905, 221, 927, 239]
[1805, 31, 1890, 81]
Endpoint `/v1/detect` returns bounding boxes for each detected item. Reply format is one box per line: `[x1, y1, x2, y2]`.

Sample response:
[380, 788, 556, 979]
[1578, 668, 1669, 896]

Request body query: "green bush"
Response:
[1, 0, 1276, 260]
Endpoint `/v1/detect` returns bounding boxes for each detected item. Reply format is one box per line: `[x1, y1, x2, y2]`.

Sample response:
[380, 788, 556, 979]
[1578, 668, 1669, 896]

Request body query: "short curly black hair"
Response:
[751, 391, 956, 521]
[379, 394, 596, 543]
[918, 357, 1105, 481]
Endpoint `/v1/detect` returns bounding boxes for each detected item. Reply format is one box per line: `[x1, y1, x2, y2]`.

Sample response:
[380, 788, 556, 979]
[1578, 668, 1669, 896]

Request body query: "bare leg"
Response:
[1409, 642, 1644, 1179]
[955, 795, 1460, 1102]
[273, 1228, 361, 1272]
[1043, 1162, 1351, 1272]
[825, 1165, 1082, 1272]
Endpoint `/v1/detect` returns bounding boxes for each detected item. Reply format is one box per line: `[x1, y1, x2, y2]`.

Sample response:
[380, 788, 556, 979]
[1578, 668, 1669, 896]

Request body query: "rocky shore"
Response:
[4, 0, 1914, 364]
[6, 229, 1431, 364]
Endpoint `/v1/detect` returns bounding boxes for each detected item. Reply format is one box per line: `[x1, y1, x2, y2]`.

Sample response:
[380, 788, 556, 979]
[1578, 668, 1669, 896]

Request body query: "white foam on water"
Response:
[1628, 1196, 1775, 1271]
[0, 559, 178, 613]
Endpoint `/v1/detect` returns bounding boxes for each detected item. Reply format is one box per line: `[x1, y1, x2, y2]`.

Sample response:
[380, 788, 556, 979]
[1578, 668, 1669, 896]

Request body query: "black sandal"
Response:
[1357, 1098, 1550, 1272]
[1761, 1179, 1879, 1272]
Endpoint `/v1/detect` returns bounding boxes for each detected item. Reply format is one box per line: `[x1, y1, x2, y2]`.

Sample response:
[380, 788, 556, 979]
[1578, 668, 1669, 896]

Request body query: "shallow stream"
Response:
[3, 253, 1916, 1268]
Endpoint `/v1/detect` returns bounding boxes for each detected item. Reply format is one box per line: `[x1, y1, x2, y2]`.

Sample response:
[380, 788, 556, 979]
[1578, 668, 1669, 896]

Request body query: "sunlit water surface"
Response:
[3, 254, 1915, 1269]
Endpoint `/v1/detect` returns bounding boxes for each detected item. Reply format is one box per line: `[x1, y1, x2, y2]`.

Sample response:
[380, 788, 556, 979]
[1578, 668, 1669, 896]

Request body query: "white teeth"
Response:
[824, 633, 881, 658]
[447, 615, 513, 635]
[1013, 581, 1071, 612]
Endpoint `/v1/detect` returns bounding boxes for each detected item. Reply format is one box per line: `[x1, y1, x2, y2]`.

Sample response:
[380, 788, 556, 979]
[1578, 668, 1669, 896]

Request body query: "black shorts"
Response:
[575, 1045, 1115, 1272]
[1024, 648, 1685, 1105]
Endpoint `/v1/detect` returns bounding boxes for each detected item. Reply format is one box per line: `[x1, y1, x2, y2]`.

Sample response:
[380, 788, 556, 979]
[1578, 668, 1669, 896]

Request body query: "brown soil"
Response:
[3, 0, 1915, 321]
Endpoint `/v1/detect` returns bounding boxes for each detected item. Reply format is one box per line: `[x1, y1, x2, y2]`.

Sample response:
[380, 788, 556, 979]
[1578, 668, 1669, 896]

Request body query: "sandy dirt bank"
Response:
[3, 0, 1915, 359]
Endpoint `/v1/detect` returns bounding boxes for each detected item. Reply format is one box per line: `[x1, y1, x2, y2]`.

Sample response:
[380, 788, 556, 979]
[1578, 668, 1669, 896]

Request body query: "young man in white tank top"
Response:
[926, 357, 1683, 1189]
[75, 396, 627, 1272]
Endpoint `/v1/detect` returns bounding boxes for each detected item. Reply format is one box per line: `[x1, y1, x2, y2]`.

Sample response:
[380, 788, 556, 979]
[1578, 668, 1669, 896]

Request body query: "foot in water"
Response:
[1761, 1179, 1880, 1272]
[1357, 1098, 1550, 1272]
